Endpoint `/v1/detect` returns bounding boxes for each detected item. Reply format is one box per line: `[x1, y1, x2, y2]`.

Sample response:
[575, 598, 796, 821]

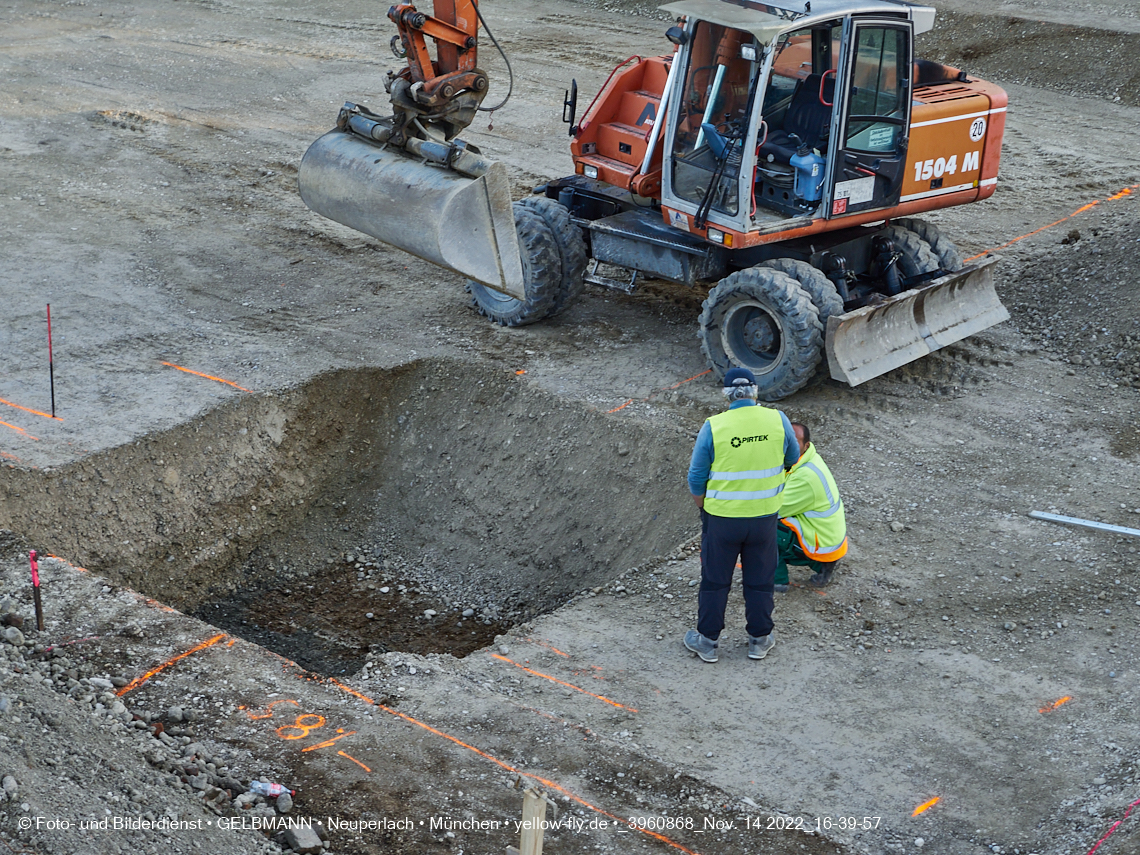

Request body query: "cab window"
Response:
[844, 26, 907, 153]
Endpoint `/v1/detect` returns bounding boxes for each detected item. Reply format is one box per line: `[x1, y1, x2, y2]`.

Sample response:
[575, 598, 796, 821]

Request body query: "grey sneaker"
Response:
[748, 633, 775, 660]
[684, 629, 719, 663]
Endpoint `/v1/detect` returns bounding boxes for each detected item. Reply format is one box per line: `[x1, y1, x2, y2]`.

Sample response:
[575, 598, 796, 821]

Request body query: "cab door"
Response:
[826, 19, 913, 217]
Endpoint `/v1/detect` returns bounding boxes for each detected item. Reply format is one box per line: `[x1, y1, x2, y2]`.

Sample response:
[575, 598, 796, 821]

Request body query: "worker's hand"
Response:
[693, 494, 704, 510]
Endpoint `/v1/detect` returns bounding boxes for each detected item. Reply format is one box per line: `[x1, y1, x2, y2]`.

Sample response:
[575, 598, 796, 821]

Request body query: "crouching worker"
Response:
[775, 422, 847, 590]
[685, 368, 800, 663]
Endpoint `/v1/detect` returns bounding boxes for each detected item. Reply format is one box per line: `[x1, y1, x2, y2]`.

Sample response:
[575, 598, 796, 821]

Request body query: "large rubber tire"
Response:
[894, 218, 963, 271]
[517, 196, 588, 317]
[467, 204, 559, 326]
[882, 225, 940, 279]
[698, 267, 823, 401]
[757, 258, 844, 329]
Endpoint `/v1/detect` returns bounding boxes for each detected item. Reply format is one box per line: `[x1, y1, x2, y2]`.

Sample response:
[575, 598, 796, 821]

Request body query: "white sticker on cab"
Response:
[833, 176, 875, 206]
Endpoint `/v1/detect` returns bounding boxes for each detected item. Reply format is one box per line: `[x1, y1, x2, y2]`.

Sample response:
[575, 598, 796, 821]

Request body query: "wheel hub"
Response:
[722, 300, 784, 372]
[742, 314, 779, 353]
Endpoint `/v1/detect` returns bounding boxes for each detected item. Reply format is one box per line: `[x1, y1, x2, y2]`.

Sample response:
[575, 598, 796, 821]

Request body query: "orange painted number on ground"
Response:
[276, 714, 326, 740]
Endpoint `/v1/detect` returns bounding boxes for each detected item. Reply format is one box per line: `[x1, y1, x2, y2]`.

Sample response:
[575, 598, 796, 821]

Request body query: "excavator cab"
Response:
[658, 7, 915, 228]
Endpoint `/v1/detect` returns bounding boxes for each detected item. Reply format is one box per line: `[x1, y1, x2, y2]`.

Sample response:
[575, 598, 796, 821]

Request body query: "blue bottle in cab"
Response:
[790, 142, 826, 204]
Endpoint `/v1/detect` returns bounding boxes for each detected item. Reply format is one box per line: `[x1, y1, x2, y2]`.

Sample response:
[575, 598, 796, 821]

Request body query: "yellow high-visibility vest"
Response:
[703, 405, 786, 518]
[780, 443, 848, 561]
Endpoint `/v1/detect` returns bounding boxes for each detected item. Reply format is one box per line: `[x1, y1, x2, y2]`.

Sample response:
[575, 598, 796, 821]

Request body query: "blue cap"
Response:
[723, 367, 756, 387]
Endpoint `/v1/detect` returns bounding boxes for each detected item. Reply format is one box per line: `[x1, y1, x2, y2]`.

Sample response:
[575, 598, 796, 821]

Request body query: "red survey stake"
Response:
[29, 549, 45, 631]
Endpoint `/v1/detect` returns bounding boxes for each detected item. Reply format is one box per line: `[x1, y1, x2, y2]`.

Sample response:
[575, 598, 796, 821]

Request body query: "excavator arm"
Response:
[387, 0, 488, 113]
[298, 0, 526, 299]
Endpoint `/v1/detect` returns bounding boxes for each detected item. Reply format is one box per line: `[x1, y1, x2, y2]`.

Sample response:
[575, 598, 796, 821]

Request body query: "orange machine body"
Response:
[571, 53, 1006, 249]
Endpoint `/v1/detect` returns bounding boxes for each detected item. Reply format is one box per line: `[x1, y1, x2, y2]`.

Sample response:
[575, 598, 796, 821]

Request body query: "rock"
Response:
[284, 825, 324, 854]
[1093, 777, 1106, 785]
[2, 775, 17, 799]
[276, 792, 293, 813]
[110, 701, 127, 716]
[1003, 622, 1017, 631]
[462, 608, 475, 617]
[914, 838, 925, 848]
[110, 676, 130, 688]
[379, 587, 390, 594]
[120, 623, 144, 638]
[499, 645, 510, 655]
[167, 706, 184, 723]
[890, 521, 905, 532]
[0, 614, 22, 629]
[424, 609, 437, 618]
[88, 677, 114, 690]
[0, 598, 14, 615]
[2, 627, 24, 646]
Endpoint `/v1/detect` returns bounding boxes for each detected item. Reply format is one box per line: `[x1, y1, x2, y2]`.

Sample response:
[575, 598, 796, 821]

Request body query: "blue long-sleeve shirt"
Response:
[688, 401, 799, 496]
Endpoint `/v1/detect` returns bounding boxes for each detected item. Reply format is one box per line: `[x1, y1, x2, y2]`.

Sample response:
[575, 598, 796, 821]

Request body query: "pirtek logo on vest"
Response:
[730, 434, 768, 448]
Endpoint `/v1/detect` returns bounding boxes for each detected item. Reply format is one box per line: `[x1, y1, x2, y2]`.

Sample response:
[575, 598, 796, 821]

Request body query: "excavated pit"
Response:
[0, 359, 696, 674]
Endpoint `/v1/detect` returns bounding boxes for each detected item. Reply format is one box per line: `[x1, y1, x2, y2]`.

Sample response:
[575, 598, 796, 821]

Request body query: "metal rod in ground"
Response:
[29, 549, 45, 631]
[1029, 511, 1140, 539]
[47, 304, 55, 417]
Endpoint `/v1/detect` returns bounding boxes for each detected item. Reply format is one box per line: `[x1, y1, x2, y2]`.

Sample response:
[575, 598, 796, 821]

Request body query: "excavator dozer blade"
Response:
[298, 129, 525, 299]
[825, 255, 1007, 386]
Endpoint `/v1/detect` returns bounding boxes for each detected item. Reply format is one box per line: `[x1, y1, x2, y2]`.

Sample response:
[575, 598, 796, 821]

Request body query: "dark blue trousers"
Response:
[698, 511, 777, 641]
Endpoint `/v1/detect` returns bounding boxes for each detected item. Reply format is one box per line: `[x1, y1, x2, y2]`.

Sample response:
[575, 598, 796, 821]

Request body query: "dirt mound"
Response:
[1000, 206, 1140, 398]
[918, 11, 1140, 106]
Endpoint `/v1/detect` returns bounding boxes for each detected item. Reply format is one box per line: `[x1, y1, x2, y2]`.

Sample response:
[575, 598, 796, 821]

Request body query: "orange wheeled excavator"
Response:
[299, 0, 1010, 400]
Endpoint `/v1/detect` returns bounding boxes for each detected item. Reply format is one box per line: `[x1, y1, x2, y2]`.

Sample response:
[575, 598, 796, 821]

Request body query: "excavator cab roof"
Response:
[658, 0, 935, 41]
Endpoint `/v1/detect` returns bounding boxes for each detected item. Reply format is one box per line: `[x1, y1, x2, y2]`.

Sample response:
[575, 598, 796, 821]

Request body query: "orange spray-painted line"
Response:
[1039, 696, 1072, 713]
[162, 362, 252, 393]
[526, 638, 571, 658]
[0, 420, 38, 441]
[338, 751, 372, 772]
[0, 451, 21, 463]
[491, 655, 637, 712]
[45, 554, 88, 573]
[247, 699, 300, 720]
[116, 634, 228, 696]
[965, 182, 1140, 262]
[912, 796, 940, 817]
[302, 731, 356, 752]
[324, 678, 700, 855]
[606, 369, 713, 414]
[0, 397, 62, 421]
[1085, 797, 1140, 855]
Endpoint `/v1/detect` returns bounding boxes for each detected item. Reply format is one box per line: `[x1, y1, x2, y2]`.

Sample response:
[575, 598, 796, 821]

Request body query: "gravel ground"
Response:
[1, 0, 1139, 852]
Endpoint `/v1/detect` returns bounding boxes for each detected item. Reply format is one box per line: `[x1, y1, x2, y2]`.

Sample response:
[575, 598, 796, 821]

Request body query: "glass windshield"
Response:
[670, 21, 760, 217]
[844, 26, 908, 153]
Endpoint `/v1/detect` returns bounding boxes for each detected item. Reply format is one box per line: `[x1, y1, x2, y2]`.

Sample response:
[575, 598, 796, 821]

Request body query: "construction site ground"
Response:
[1, 0, 1139, 853]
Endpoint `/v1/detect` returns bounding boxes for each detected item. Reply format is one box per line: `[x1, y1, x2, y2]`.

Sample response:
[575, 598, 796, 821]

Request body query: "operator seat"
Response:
[758, 73, 835, 163]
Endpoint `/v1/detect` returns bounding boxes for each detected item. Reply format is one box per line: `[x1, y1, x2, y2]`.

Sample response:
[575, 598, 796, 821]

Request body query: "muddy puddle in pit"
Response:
[193, 563, 513, 676]
[1, 359, 697, 674]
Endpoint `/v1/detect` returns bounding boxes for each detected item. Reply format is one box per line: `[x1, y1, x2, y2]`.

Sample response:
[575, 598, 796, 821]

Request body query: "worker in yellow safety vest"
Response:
[684, 367, 800, 664]
[775, 421, 848, 590]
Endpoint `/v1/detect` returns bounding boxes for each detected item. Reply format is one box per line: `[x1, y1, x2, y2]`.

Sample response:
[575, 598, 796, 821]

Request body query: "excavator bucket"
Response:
[298, 129, 525, 299]
[825, 255, 1007, 386]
